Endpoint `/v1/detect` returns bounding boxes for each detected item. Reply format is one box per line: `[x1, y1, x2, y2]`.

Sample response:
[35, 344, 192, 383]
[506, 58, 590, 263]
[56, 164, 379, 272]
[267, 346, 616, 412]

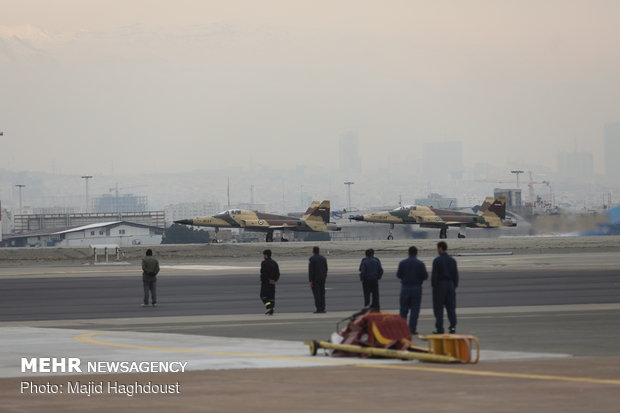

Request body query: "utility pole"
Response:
[0, 131, 3, 242]
[227, 177, 231, 209]
[344, 181, 354, 212]
[510, 170, 524, 188]
[250, 184, 254, 205]
[15, 184, 25, 213]
[81, 175, 93, 213]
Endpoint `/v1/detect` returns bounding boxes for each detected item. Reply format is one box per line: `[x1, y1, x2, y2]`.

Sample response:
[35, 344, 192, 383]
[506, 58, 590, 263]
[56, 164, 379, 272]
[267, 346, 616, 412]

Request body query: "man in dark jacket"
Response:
[260, 249, 280, 315]
[141, 249, 160, 307]
[431, 241, 459, 334]
[308, 246, 328, 313]
[359, 248, 384, 310]
[396, 246, 428, 335]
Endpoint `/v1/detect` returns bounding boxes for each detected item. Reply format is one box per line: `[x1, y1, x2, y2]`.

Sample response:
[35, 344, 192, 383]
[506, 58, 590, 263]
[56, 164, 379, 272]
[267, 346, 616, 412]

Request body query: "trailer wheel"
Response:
[308, 340, 319, 356]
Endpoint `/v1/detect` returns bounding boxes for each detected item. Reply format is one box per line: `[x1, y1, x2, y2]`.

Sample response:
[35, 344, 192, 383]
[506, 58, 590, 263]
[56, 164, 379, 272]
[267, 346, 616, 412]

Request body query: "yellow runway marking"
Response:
[82, 312, 606, 333]
[94, 320, 321, 332]
[74, 331, 345, 364]
[73, 312, 610, 334]
[73, 332, 620, 385]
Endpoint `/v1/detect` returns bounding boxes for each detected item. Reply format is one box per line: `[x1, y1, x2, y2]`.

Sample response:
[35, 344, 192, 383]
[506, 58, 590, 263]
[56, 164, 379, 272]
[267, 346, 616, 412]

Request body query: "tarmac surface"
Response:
[0, 244, 619, 412]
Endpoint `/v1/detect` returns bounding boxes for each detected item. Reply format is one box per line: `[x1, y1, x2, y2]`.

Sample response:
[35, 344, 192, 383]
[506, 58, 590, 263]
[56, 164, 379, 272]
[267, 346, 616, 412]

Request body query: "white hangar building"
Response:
[54, 221, 164, 247]
[2, 221, 164, 247]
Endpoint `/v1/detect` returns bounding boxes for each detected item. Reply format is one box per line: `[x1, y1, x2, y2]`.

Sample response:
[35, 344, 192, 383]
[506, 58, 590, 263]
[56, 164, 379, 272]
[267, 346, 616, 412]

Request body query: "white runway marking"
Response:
[0, 327, 573, 378]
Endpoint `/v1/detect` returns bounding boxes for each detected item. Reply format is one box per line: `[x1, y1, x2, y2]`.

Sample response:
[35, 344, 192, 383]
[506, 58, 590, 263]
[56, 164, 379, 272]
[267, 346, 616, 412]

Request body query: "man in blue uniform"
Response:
[359, 248, 384, 310]
[431, 241, 459, 334]
[396, 246, 428, 335]
[308, 246, 328, 313]
[260, 249, 280, 315]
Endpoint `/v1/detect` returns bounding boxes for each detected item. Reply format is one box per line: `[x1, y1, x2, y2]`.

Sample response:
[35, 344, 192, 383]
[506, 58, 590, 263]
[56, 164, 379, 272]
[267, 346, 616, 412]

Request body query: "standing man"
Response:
[396, 246, 428, 335]
[431, 241, 459, 334]
[260, 249, 280, 316]
[141, 249, 160, 307]
[308, 246, 328, 313]
[359, 248, 384, 310]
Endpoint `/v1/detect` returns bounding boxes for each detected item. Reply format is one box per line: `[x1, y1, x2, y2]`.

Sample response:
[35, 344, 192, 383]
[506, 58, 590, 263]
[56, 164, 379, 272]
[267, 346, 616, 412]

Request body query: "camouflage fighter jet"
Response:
[174, 200, 341, 242]
[349, 196, 516, 239]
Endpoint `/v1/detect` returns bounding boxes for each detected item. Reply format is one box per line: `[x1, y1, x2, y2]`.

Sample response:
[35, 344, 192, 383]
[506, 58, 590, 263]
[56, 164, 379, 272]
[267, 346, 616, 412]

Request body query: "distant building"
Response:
[415, 193, 458, 209]
[234, 203, 267, 213]
[494, 188, 522, 209]
[12, 211, 165, 234]
[421, 141, 463, 182]
[164, 201, 221, 226]
[0, 205, 10, 241]
[604, 122, 620, 179]
[557, 151, 594, 180]
[339, 132, 362, 174]
[2, 221, 164, 247]
[93, 193, 148, 213]
[32, 206, 80, 215]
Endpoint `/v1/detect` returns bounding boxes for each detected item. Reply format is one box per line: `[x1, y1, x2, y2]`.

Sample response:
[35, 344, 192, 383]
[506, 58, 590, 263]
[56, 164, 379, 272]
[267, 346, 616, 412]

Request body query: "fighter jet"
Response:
[174, 200, 341, 242]
[349, 196, 516, 239]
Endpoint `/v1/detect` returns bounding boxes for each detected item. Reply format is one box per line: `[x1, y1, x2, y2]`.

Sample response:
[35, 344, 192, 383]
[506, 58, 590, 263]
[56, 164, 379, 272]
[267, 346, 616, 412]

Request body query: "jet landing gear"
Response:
[212, 227, 220, 243]
[439, 227, 448, 239]
[458, 226, 467, 239]
[265, 230, 288, 242]
[387, 224, 394, 240]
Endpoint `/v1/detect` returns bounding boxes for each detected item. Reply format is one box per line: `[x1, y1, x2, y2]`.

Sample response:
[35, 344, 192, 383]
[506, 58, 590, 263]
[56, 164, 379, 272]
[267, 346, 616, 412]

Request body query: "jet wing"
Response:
[265, 225, 302, 230]
[241, 219, 302, 230]
[419, 221, 472, 228]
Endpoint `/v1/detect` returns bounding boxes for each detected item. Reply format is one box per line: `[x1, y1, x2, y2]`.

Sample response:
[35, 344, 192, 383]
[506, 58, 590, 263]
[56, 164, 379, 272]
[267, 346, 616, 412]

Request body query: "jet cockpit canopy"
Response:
[392, 205, 417, 212]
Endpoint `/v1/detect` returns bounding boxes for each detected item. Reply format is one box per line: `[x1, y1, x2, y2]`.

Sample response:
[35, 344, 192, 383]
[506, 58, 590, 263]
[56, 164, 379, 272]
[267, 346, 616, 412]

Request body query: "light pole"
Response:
[344, 181, 354, 212]
[0, 131, 3, 242]
[510, 170, 524, 188]
[15, 184, 25, 214]
[81, 176, 93, 213]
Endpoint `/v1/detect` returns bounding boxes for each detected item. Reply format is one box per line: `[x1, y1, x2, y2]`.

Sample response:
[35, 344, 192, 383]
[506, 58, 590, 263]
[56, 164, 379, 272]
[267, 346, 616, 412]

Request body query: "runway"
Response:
[0, 252, 618, 323]
[1, 250, 619, 412]
[0, 251, 618, 357]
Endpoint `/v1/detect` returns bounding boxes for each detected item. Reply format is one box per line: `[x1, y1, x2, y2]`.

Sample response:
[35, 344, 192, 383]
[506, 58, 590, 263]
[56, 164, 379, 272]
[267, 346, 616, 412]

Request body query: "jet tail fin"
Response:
[479, 196, 507, 220]
[301, 201, 320, 220]
[488, 196, 507, 220]
[302, 200, 331, 224]
[477, 196, 495, 214]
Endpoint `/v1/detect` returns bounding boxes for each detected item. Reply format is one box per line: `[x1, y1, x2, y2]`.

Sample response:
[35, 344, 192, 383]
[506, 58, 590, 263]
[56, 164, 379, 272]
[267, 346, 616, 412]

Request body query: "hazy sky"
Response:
[1, 0, 619, 175]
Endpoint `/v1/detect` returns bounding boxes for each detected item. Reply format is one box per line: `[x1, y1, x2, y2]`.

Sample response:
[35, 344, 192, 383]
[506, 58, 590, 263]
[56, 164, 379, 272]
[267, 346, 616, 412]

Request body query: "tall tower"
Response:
[604, 122, 620, 179]
[338, 132, 362, 174]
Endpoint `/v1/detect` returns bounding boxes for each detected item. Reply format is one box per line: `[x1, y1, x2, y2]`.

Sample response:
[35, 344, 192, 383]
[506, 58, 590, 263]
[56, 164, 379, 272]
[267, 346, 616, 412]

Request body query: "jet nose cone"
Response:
[174, 219, 194, 225]
[349, 215, 364, 221]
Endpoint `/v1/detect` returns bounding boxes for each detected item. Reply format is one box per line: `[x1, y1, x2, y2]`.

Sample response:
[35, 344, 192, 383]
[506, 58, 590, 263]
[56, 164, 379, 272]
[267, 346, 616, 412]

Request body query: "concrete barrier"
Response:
[0, 236, 619, 264]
